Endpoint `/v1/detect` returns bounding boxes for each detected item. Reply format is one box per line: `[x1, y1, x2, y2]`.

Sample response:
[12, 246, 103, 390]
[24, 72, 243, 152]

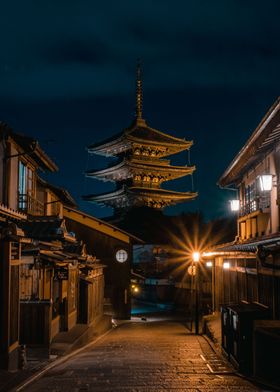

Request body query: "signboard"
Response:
[187, 265, 196, 276]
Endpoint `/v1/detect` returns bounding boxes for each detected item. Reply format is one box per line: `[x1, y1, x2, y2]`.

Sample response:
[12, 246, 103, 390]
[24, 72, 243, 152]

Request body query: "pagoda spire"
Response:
[84, 63, 197, 212]
[135, 59, 143, 120]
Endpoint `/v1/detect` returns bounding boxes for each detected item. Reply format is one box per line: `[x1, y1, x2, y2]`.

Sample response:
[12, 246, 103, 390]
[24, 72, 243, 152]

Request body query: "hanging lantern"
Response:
[230, 199, 240, 211]
[259, 174, 273, 192]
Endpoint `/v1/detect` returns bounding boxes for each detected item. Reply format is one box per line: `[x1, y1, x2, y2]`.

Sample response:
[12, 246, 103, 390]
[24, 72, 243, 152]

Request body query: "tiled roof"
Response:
[219, 97, 280, 187]
[37, 177, 77, 207]
[20, 217, 72, 241]
[0, 122, 58, 172]
[0, 203, 27, 221]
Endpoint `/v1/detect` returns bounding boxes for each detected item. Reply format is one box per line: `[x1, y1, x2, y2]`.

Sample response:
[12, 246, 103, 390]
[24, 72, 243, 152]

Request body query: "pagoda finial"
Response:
[136, 59, 143, 120]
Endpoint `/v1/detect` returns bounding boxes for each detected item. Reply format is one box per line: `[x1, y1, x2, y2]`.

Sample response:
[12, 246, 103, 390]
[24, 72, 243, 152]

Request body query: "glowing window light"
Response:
[259, 175, 273, 192]
[192, 251, 200, 262]
[230, 199, 240, 211]
[206, 261, 213, 268]
[223, 262, 230, 269]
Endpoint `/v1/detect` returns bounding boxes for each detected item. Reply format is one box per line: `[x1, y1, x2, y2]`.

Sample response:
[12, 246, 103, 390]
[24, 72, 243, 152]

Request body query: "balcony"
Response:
[18, 194, 45, 216]
[238, 196, 271, 241]
[239, 195, 270, 218]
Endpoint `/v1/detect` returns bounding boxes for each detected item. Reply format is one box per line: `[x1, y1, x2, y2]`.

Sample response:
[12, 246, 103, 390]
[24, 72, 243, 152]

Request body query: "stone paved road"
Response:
[22, 316, 265, 392]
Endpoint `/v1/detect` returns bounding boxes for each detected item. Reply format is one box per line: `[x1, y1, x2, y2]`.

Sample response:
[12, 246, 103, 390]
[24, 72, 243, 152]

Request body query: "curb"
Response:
[12, 327, 114, 392]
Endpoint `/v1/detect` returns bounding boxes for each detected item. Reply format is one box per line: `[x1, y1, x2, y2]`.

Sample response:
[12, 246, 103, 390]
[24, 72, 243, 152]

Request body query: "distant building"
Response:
[83, 64, 197, 215]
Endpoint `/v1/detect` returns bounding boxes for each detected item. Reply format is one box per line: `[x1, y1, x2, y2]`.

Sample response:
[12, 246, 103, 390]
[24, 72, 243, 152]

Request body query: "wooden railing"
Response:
[18, 193, 45, 216]
[239, 195, 271, 217]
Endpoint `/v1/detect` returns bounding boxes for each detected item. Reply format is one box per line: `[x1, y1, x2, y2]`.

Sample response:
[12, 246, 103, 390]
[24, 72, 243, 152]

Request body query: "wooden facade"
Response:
[204, 99, 280, 382]
[209, 98, 280, 317]
[0, 239, 22, 370]
[199, 99, 280, 384]
[64, 207, 142, 319]
[0, 123, 106, 370]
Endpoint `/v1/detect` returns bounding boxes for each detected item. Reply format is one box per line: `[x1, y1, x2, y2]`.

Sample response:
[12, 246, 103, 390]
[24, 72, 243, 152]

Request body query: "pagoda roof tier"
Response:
[83, 186, 197, 209]
[86, 158, 195, 183]
[88, 118, 193, 158]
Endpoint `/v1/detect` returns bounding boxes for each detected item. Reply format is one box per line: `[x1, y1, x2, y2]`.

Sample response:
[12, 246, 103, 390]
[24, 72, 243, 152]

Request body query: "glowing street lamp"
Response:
[206, 261, 213, 268]
[192, 251, 201, 335]
[192, 251, 200, 262]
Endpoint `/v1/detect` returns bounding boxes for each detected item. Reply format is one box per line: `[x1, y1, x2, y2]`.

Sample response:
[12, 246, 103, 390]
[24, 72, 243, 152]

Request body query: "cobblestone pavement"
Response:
[22, 317, 265, 392]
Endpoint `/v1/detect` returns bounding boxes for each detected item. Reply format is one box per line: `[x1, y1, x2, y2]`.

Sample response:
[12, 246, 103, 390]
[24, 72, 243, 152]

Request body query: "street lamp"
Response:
[206, 260, 215, 313]
[192, 251, 200, 335]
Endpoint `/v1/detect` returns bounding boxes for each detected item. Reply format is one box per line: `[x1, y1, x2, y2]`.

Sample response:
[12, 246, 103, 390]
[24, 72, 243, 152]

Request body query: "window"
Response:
[241, 182, 257, 215]
[245, 182, 256, 206]
[18, 161, 35, 211]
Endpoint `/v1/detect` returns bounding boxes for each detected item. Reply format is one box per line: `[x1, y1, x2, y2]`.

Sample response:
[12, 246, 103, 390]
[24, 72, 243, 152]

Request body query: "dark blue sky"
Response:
[1, 0, 280, 220]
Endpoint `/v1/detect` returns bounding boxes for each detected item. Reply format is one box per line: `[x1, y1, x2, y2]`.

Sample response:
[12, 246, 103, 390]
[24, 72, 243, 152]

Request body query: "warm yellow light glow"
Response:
[206, 261, 213, 267]
[223, 262, 230, 269]
[192, 251, 200, 262]
[133, 286, 139, 293]
[160, 214, 227, 284]
[202, 252, 215, 257]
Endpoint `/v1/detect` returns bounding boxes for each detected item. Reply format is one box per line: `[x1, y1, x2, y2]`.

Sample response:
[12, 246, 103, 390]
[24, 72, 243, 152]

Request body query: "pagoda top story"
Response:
[84, 63, 197, 211]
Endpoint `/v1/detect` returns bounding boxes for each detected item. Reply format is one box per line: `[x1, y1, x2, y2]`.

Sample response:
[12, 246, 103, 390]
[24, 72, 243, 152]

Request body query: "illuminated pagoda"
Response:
[83, 64, 197, 213]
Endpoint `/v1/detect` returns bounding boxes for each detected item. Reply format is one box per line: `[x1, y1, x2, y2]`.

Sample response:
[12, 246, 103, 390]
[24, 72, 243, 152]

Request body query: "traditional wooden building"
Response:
[0, 122, 57, 370]
[210, 98, 280, 315]
[83, 65, 197, 213]
[204, 98, 280, 383]
[0, 208, 26, 371]
[63, 206, 143, 319]
[19, 217, 102, 347]
[0, 123, 106, 370]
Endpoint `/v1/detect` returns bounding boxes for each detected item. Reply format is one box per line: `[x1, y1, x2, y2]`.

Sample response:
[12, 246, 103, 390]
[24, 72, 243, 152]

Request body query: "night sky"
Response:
[1, 1, 280, 221]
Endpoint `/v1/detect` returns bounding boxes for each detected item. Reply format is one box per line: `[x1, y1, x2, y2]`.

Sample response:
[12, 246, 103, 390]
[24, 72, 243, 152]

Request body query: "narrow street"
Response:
[21, 315, 263, 392]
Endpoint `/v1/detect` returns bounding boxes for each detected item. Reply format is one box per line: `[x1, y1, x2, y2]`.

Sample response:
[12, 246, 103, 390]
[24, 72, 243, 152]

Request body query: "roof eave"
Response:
[218, 97, 280, 187]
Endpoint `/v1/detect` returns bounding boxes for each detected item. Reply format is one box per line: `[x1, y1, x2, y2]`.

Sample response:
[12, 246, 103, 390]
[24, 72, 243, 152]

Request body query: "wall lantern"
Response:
[223, 262, 230, 269]
[259, 174, 273, 192]
[230, 199, 240, 211]
[206, 261, 213, 268]
[116, 249, 128, 263]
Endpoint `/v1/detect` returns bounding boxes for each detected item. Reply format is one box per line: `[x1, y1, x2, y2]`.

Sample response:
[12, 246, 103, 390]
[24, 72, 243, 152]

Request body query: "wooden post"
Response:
[0, 240, 20, 370]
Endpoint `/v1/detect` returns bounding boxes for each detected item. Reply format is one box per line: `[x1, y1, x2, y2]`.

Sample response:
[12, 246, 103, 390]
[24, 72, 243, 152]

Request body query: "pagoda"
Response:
[83, 64, 197, 213]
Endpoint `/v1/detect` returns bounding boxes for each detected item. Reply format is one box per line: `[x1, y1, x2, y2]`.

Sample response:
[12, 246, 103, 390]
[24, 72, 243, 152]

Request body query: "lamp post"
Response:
[192, 251, 200, 335]
[206, 260, 214, 313]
